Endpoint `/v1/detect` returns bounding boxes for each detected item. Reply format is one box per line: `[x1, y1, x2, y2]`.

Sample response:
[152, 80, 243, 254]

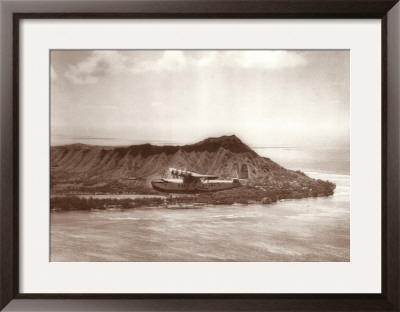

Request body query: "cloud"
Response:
[221, 51, 308, 69]
[131, 51, 187, 74]
[130, 51, 307, 74]
[64, 51, 129, 84]
[63, 50, 308, 84]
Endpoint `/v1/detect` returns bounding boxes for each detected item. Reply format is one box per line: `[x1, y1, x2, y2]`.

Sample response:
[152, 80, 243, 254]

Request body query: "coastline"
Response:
[50, 171, 350, 262]
[50, 171, 346, 211]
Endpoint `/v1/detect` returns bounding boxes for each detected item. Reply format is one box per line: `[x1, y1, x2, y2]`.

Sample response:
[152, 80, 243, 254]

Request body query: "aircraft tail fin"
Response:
[232, 163, 240, 178]
[232, 163, 249, 179]
[232, 163, 249, 186]
[240, 164, 249, 179]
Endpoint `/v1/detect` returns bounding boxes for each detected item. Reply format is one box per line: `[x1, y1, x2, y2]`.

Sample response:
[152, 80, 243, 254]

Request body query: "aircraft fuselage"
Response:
[151, 178, 241, 194]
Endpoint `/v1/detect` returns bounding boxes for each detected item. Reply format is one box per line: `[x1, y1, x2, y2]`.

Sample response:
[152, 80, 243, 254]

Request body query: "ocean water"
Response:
[253, 146, 350, 175]
[50, 147, 350, 262]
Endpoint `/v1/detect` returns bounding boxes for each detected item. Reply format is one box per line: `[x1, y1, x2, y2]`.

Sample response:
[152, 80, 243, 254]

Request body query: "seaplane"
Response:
[151, 168, 242, 194]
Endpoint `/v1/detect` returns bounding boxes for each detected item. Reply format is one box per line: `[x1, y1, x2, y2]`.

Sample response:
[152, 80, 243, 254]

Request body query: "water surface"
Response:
[51, 173, 349, 262]
[51, 147, 350, 262]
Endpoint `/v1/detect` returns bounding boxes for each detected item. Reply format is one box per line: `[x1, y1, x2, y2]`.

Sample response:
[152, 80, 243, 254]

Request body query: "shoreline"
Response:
[51, 172, 349, 212]
[50, 187, 337, 212]
[50, 172, 348, 212]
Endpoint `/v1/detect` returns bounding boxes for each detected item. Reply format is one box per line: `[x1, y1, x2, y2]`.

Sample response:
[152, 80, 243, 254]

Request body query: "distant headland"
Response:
[50, 135, 336, 210]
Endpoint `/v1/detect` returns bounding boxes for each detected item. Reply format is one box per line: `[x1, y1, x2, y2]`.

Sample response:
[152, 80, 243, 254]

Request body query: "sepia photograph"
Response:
[50, 50, 350, 262]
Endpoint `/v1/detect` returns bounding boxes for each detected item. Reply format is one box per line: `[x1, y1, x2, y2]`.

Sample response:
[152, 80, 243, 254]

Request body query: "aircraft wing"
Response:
[169, 168, 219, 180]
[190, 173, 219, 179]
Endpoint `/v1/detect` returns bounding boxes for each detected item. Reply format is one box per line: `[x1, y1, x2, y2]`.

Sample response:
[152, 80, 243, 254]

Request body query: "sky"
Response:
[51, 50, 349, 148]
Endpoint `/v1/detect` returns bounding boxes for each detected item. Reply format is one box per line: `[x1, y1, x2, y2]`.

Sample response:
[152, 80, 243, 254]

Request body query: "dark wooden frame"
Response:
[1, 0, 399, 311]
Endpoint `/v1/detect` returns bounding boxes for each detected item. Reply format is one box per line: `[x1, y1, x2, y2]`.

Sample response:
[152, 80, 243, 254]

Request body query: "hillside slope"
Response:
[50, 135, 335, 199]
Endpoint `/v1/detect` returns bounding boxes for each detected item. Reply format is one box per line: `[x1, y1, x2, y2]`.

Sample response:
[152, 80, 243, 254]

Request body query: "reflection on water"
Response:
[51, 172, 349, 262]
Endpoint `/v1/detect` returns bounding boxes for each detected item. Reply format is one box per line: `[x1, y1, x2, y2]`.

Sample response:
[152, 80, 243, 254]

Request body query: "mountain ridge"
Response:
[52, 135, 257, 156]
[50, 135, 335, 199]
[51, 135, 278, 180]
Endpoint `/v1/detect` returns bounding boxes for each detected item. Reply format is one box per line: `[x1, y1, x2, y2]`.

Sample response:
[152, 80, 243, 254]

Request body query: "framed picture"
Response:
[1, 0, 399, 311]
